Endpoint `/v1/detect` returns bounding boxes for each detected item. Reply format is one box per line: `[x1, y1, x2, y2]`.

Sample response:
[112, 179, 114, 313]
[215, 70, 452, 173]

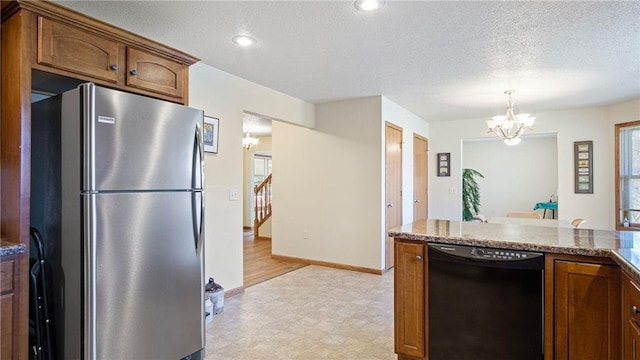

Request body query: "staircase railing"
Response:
[254, 173, 272, 239]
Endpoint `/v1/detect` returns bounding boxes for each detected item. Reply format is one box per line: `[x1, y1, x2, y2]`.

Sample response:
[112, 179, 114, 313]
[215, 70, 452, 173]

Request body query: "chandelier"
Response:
[486, 90, 535, 146]
[242, 132, 259, 149]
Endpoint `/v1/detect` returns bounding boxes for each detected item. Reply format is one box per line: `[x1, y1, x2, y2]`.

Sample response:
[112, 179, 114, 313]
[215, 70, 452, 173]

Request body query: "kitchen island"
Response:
[390, 219, 640, 360]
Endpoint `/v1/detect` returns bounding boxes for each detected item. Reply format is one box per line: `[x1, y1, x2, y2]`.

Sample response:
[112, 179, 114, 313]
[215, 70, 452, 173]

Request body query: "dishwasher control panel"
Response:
[429, 244, 544, 262]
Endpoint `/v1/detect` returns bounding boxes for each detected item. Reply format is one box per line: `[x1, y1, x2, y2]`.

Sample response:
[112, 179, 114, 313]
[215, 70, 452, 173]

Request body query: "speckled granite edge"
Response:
[1, 241, 26, 256]
[610, 251, 640, 284]
[389, 233, 614, 258]
[389, 219, 640, 279]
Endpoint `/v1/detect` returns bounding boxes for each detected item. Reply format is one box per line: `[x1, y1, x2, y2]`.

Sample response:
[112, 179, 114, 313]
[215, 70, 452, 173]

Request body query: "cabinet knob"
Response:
[633, 306, 639, 316]
[110, 64, 119, 70]
[130, 69, 138, 76]
[416, 256, 422, 261]
[386, 203, 393, 208]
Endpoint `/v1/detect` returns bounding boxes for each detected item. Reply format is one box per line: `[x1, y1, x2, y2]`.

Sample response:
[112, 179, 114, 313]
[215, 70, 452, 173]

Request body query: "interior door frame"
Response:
[413, 133, 429, 221]
[385, 122, 403, 270]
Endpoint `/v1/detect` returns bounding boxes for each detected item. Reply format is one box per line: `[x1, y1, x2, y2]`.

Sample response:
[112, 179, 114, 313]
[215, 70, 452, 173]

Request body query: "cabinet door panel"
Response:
[126, 47, 184, 99]
[622, 274, 640, 359]
[37, 17, 119, 83]
[554, 261, 620, 360]
[394, 240, 426, 359]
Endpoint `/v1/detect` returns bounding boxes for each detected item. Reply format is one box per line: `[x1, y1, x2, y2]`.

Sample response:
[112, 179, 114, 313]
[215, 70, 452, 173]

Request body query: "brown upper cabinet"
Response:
[37, 16, 121, 83]
[28, 2, 197, 103]
[126, 47, 185, 98]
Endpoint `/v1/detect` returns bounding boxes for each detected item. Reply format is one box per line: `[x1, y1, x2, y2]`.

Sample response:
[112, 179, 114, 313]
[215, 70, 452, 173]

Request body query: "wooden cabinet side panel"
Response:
[394, 240, 426, 359]
[37, 16, 119, 83]
[1, 292, 15, 359]
[126, 47, 184, 99]
[554, 260, 620, 360]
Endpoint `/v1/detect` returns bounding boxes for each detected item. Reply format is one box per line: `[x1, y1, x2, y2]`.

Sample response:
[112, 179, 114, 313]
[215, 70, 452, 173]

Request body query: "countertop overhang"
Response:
[1, 240, 26, 256]
[390, 219, 640, 282]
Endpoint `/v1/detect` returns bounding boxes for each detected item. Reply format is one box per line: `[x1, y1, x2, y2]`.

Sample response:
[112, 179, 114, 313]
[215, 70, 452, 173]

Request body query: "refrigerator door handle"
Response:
[193, 122, 204, 190]
[193, 122, 205, 253]
[192, 191, 204, 253]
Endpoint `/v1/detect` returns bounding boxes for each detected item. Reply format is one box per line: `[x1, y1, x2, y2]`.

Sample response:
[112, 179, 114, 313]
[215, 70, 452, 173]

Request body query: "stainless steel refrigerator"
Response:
[31, 83, 205, 359]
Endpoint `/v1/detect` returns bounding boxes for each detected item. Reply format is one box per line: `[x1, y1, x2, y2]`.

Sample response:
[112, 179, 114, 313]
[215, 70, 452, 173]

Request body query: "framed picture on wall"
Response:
[437, 153, 450, 177]
[203, 116, 219, 153]
[574, 141, 593, 194]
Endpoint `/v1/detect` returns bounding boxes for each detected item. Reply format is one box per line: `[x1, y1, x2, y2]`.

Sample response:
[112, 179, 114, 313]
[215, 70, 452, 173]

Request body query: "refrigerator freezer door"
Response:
[89, 191, 204, 359]
[81, 84, 204, 192]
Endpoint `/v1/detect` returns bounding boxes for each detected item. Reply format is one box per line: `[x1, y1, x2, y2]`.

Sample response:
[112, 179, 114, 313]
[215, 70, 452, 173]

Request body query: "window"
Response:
[616, 120, 640, 230]
[253, 155, 272, 187]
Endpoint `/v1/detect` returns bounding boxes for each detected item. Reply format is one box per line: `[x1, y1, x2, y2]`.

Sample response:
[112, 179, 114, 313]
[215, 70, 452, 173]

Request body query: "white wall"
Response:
[272, 97, 384, 270]
[243, 136, 272, 228]
[429, 99, 640, 230]
[272, 96, 428, 270]
[462, 135, 558, 219]
[382, 96, 430, 225]
[189, 63, 315, 291]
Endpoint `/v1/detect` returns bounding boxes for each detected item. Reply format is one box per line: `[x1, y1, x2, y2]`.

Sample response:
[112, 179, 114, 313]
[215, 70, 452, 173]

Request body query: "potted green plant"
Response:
[462, 168, 484, 221]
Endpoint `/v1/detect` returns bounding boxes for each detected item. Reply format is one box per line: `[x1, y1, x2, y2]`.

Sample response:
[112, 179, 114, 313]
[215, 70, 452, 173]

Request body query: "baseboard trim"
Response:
[271, 254, 384, 275]
[224, 286, 245, 298]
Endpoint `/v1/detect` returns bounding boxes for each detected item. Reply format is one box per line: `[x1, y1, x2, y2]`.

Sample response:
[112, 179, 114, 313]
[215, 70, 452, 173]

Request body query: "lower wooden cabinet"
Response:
[550, 256, 620, 360]
[394, 240, 427, 359]
[622, 272, 640, 359]
[1, 258, 16, 359]
[393, 248, 625, 360]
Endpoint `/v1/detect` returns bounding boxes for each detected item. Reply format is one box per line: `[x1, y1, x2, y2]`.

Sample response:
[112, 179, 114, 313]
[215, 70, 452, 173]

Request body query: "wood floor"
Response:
[243, 229, 307, 288]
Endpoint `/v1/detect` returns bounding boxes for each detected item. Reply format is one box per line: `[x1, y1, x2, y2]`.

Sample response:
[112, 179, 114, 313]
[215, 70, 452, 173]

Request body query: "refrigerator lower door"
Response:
[87, 191, 204, 359]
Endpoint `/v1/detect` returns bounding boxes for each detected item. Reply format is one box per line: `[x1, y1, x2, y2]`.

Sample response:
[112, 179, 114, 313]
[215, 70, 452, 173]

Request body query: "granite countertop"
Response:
[1, 240, 26, 256]
[390, 219, 640, 281]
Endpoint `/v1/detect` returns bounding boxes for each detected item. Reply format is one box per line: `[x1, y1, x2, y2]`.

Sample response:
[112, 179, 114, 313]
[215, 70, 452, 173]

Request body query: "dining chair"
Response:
[506, 211, 543, 219]
[571, 218, 586, 228]
[471, 214, 488, 223]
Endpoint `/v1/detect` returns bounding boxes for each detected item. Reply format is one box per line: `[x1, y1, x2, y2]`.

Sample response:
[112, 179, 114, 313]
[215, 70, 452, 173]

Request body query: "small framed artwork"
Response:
[203, 116, 219, 154]
[574, 141, 593, 194]
[437, 152, 450, 177]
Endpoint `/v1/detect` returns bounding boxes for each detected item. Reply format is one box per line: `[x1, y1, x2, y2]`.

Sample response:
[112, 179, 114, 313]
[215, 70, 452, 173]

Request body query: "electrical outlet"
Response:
[449, 187, 458, 194]
[229, 189, 239, 201]
[303, 230, 309, 239]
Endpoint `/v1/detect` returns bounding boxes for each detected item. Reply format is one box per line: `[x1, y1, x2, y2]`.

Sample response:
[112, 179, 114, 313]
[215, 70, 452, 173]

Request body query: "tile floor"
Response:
[204, 265, 395, 360]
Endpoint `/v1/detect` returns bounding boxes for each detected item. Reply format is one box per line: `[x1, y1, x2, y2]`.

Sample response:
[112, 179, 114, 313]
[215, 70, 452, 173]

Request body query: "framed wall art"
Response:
[574, 141, 593, 194]
[203, 116, 220, 153]
[437, 152, 451, 177]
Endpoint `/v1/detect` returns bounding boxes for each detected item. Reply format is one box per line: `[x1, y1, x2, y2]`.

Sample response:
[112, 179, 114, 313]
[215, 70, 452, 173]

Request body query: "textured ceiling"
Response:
[243, 112, 272, 136]
[57, 1, 640, 122]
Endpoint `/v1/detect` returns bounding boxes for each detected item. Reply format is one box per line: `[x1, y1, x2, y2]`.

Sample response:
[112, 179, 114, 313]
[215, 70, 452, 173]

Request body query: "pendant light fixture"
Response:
[486, 90, 535, 146]
[242, 132, 259, 150]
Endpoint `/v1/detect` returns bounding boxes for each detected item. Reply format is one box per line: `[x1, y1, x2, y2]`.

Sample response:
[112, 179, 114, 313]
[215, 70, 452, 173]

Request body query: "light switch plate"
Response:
[229, 189, 239, 201]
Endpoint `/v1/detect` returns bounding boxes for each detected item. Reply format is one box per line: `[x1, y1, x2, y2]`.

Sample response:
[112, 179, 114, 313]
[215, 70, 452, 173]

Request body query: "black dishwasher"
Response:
[428, 243, 544, 360]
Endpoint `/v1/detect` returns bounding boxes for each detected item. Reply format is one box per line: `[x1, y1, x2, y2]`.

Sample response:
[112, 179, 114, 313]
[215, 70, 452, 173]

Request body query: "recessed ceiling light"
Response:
[232, 35, 257, 47]
[354, 0, 385, 11]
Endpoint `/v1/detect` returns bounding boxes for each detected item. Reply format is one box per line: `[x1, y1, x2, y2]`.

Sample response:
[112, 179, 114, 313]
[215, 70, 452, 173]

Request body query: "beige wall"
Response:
[429, 99, 640, 230]
[273, 96, 427, 271]
[189, 63, 314, 291]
